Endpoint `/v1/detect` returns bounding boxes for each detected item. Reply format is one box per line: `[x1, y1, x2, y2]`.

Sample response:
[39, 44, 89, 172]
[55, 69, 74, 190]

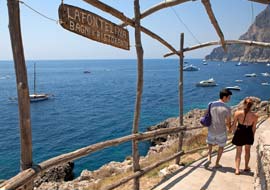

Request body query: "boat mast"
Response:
[34, 63, 36, 94]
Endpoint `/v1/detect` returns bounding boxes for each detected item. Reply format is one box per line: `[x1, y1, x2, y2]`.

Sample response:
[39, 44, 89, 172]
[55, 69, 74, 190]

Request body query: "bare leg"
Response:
[244, 145, 251, 170]
[208, 144, 213, 162]
[215, 146, 224, 167]
[235, 146, 242, 174]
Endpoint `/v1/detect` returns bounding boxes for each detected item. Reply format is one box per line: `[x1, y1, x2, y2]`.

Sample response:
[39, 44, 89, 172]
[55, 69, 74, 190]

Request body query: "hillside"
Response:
[205, 5, 270, 62]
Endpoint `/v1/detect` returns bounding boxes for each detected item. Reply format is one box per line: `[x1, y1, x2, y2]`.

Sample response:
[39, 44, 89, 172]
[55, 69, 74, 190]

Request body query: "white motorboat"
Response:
[266, 63, 270, 66]
[183, 64, 199, 71]
[225, 86, 241, 91]
[235, 79, 243, 82]
[261, 72, 270, 77]
[261, 82, 270, 86]
[196, 78, 217, 87]
[202, 62, 208, 65]
[236, 62, 248, 66]
[245, 73, 256, 77]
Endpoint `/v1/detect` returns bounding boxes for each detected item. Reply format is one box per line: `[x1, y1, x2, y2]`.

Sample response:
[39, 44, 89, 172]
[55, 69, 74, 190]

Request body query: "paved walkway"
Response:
[152, 118, 269, 190]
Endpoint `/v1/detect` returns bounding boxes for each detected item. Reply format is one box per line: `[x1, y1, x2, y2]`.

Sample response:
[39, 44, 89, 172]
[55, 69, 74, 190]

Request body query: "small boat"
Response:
[29, 63, 49, 102]
[245, 73, 256, 77]
[183, 64, 199, 71]
[196, 78, 217, 87]
[30, 94, 49, 102]
[83, 70, 91, 74]
[261, 72, 270, 77]
[261, 82, 270, 86]
[202, 62, 208, 65]
[225, 86, 241, 91]
[266, 63, 270, 66]
[236, 62, 248, 66]
[235, 80, 243, 82]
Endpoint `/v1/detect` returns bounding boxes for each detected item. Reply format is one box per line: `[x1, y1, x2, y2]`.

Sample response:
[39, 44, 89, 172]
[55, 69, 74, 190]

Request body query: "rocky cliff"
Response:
[205, 6, 270, 62]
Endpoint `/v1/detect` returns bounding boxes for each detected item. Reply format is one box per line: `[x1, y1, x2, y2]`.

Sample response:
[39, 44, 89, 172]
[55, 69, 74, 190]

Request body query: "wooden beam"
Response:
[82, 0, 179, 56]
[248, 0, 270, 4]
[164, 40, 270, 57]
[175, 33, 184, 165]
[7, 0, 33, 171]
[132, 0, 143, 189]
[201, 0, 226, 52]
[120, 0, 196, 27]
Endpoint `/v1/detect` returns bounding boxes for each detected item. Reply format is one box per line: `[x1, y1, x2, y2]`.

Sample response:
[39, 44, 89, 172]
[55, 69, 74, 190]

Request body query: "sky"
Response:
[0, 0, 268, 60]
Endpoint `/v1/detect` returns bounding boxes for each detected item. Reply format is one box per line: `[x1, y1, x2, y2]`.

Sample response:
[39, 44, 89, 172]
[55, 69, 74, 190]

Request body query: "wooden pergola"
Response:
[1, 0, 270, 190]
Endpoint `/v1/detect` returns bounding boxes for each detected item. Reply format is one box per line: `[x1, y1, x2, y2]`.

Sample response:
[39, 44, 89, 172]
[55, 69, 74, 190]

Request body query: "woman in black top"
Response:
[231, 98, 258, 175]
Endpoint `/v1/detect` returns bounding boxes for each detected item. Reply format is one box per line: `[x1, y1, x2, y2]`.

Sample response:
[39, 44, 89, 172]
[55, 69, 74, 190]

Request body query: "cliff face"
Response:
[205, 6, 270, 62]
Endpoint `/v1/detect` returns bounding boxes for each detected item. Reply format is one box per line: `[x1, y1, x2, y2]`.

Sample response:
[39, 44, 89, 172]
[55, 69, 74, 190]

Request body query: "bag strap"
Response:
[208, 102, 212, 113]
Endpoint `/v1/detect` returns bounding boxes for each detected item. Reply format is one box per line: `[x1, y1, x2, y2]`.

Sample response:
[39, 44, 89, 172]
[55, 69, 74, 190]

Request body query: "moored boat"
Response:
[30, 94, 49, 102]
[183, 64, 199, 71]
[225, 86, 241, 91]
[245, 73, 256, 77]
[196, 78, 217, 87]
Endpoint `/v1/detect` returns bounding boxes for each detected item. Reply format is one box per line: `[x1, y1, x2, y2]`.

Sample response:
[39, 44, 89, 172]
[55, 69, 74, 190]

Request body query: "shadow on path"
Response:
[151, 159, 206, 190]
[151, 143, 252, 190]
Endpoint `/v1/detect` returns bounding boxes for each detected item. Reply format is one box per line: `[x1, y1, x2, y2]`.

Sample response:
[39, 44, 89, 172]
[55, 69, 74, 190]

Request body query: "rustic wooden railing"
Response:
[1, 125, 204, 190]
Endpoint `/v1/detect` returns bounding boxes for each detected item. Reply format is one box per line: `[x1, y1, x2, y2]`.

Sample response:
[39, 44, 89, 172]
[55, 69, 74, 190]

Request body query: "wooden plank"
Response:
[59, 4, 130, 50]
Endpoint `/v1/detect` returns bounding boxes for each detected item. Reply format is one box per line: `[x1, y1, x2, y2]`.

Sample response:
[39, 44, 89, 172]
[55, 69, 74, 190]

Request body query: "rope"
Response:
[18, 0, 59, 24]
[251, 2, 254, 24]
[170, 7, 201, 44]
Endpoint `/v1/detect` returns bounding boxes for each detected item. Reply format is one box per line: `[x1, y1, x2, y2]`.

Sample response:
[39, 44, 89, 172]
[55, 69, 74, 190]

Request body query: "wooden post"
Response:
[132, 0, 143, 190]
[175, 33, 184, 165]
[7, 0, 33, 174]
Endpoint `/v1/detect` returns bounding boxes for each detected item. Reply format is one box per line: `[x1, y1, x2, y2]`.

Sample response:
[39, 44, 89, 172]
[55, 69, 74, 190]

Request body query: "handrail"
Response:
[0, 125, 206, 190]
[1, 119, 267, 190]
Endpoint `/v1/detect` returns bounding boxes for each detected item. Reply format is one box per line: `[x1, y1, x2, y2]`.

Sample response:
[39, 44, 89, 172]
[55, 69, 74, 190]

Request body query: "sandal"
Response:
[244, 167, 251, 172]
[235, 171, 240, 175]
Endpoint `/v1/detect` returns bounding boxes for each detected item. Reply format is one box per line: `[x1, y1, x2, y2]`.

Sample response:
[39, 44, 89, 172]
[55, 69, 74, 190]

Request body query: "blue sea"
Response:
[0, 59, 270, 179]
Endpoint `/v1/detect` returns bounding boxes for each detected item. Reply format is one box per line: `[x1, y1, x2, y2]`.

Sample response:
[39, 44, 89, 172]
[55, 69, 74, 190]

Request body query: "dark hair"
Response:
[244, 97, 253, 114]
[219, 88, 232, 99]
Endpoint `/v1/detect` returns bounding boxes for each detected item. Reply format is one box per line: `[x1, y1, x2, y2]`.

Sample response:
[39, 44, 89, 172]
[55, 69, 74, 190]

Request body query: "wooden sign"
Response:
[58, 4, 130, 50]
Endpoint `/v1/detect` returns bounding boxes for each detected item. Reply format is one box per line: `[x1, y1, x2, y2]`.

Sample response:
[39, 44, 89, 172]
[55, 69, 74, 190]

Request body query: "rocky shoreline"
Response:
[2, 97, 269, 190]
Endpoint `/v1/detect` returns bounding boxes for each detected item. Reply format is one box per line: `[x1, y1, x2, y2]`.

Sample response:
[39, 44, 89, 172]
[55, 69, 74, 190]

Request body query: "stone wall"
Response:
[255, 119, 270, 190]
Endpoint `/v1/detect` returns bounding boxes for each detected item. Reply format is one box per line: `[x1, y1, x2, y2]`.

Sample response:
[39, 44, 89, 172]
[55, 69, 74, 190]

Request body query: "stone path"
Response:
[152, 119, 269, 190]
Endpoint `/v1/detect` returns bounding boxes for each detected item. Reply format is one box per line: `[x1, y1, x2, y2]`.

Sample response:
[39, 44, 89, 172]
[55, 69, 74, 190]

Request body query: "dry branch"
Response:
[120, 0, 196, 27]
[164, 40, 270, 57]
[201, 0, 226, 52]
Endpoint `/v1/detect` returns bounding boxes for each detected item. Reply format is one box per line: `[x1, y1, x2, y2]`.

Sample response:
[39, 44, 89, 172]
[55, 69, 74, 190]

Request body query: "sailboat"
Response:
[29, 63, 49, 102]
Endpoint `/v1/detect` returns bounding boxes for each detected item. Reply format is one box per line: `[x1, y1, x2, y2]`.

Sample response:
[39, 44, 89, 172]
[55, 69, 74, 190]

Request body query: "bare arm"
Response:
[226, 115, 232, 131]
[252, 114, 258, 135]
[231, 111, 239, 133]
